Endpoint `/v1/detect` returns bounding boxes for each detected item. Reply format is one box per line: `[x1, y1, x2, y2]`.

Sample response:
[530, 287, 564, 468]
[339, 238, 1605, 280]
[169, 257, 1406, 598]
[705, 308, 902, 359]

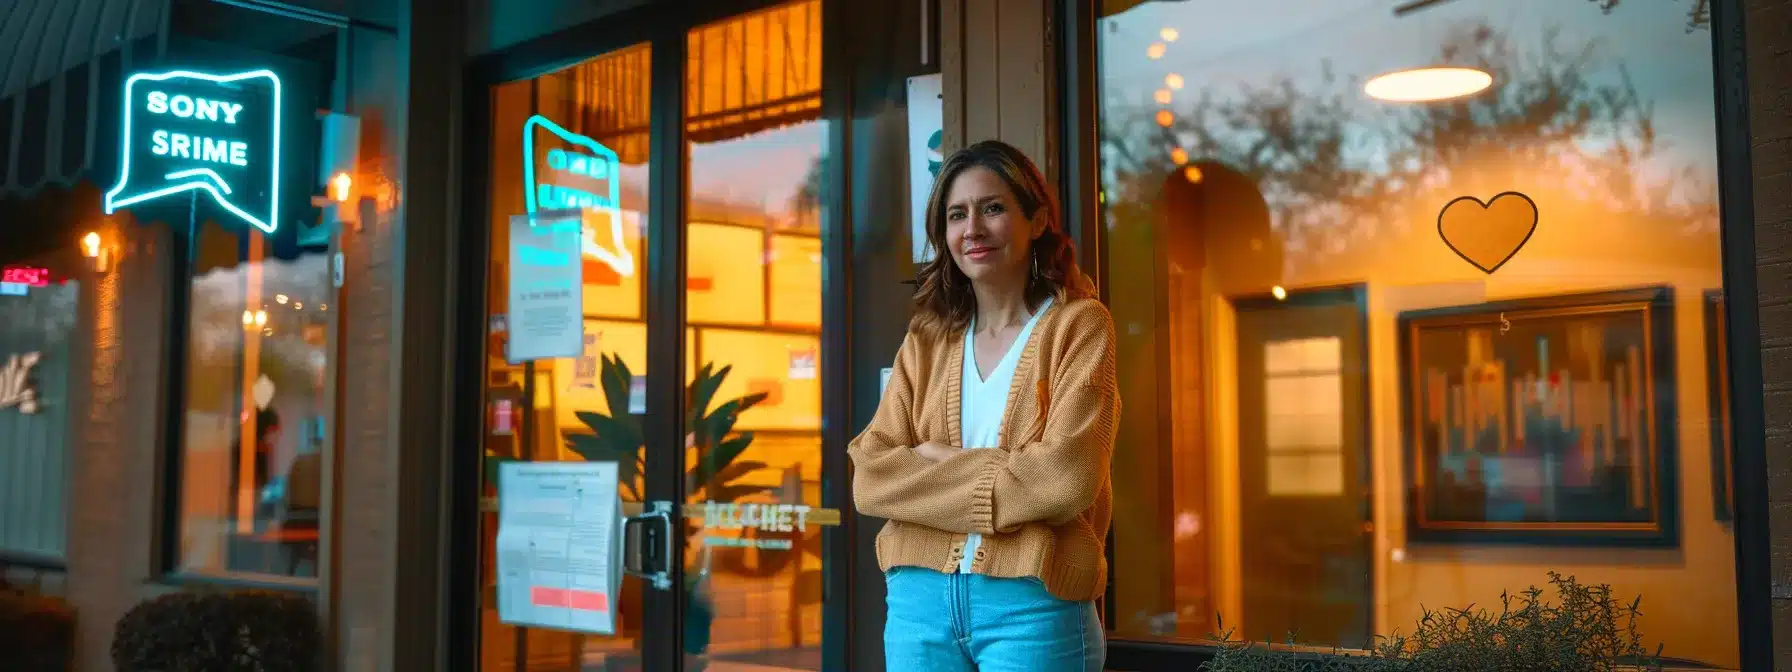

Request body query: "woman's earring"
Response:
[1030, 253, 1041, 285]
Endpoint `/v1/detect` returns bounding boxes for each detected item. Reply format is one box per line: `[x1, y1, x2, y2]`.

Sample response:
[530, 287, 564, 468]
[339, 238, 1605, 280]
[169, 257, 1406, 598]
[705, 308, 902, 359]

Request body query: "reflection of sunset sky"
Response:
[1101, 0, 1718, 178]
[691, 122, 826, 221]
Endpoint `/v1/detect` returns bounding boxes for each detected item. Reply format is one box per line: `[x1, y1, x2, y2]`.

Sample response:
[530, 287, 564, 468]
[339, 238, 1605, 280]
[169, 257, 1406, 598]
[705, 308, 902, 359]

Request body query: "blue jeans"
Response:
[884, 566, 1105, 671]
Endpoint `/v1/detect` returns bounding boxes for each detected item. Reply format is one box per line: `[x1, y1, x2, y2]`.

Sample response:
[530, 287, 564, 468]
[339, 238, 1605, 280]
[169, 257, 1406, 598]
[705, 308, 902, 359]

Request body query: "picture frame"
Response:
[1704, 289, 1734, 523]
[1398, 286, 1678, 547]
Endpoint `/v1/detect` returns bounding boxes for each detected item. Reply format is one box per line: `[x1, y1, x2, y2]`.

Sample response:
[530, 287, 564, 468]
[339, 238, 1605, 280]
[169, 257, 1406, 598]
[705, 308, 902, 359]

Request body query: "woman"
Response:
[848, 139, 1118, 671]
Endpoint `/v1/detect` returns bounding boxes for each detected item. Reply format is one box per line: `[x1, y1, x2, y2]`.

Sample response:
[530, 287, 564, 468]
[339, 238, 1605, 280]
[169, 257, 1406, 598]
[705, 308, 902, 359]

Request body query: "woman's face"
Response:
[944, 165, 1040, 287]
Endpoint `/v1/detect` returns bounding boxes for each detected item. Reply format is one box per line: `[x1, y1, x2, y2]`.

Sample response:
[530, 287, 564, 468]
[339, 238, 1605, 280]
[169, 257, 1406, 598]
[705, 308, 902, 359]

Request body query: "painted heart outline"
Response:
[1436, 191, 1539, 275]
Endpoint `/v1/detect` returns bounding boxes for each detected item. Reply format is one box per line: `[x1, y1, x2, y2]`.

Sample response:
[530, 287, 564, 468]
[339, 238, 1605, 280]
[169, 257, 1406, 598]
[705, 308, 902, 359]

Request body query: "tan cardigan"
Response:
[848, 287, 1119, 602]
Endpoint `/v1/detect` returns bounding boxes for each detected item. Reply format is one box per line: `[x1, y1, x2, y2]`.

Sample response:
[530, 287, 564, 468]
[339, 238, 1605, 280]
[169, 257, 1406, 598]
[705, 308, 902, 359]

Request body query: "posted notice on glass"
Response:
[495, 461, 623, 635]
[506, 211, 584, 363]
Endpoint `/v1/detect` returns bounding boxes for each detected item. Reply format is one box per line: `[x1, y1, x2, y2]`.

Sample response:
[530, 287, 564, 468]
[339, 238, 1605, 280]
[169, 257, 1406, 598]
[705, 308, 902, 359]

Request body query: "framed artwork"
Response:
[1398, 287, 1678, 547]
[1704, 289, 1734, 523]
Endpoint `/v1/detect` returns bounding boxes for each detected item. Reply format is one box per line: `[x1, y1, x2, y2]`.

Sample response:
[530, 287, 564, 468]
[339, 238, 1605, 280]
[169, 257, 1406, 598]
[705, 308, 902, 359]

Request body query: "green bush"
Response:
[0, 585, 75, 672]
[111, 591, 320, 672]
[1203, 573, 1661, 672]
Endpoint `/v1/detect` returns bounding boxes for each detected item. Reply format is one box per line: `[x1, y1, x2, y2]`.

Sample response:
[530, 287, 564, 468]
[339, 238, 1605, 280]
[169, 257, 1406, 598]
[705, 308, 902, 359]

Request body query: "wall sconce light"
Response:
[331, 172, 353, 203]
[81, 231, 114, 273]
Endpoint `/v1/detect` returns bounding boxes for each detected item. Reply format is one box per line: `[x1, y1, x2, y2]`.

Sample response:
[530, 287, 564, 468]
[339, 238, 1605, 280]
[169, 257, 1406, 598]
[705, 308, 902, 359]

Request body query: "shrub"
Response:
[111, 590, 321, 672]
[0, 586, 76, 672]
[1204, 572, 1660, 672]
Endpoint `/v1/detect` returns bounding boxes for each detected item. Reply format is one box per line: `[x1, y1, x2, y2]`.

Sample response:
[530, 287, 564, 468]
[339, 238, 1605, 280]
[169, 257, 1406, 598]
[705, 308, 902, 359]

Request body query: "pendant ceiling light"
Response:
[1364, 66, 1493, 103]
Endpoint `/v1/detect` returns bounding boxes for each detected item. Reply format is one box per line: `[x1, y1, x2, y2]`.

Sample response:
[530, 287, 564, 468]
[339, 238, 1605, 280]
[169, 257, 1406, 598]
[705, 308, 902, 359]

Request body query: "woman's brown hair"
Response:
[911, 140, 1080, 338]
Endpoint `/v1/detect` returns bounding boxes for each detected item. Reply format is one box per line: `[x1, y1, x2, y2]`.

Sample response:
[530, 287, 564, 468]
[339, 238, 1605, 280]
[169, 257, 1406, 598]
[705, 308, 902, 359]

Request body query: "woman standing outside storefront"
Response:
[849, 140, 1118, 671]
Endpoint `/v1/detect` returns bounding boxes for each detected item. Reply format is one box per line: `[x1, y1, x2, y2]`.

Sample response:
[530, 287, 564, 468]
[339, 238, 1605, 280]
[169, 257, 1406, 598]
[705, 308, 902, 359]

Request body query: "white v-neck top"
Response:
[957, 296, 1053, 573]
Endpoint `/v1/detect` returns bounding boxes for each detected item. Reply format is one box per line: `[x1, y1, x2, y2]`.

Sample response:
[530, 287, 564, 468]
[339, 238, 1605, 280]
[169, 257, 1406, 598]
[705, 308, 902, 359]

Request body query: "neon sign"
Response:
[1, 267, 50, 287]
[522, 115, 634, 277]
[105, 69, 283, 234]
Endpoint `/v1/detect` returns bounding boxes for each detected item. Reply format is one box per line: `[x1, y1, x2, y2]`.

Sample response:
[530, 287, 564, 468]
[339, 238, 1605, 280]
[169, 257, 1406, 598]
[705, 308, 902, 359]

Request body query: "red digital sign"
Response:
[1, 267, 50, 287]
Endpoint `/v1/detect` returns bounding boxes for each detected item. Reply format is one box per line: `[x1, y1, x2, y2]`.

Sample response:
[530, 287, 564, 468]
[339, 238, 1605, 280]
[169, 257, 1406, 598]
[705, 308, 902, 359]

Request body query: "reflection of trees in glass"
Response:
[790, 156, 824, 219]
[1585, 0, 1710, 32]
[186, 257, 332, 411]
[1102, 22, 1718, 265]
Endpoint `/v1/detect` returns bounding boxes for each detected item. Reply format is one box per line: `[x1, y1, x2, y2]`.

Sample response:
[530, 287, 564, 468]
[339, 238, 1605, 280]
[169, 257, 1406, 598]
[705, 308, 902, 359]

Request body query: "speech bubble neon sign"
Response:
[523, 115, 634, 277]
[105, 69, 282, 234]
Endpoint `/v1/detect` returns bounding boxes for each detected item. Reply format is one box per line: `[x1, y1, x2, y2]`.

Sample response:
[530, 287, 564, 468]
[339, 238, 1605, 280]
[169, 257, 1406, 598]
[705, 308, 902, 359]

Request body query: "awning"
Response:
[0, 0, 171, 197]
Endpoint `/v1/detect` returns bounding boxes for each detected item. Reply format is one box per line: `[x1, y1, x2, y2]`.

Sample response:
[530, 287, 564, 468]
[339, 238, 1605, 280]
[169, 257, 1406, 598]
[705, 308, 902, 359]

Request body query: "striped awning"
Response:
[0, 0, 171, 197]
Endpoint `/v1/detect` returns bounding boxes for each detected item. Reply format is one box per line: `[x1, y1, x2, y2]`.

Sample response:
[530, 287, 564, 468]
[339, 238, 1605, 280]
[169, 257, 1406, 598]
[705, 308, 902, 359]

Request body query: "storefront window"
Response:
[1097, 0, 1736, 667]
[159, 2, 340, 581]
[176, 222, 332, 579]
[0, 247, 80, 567]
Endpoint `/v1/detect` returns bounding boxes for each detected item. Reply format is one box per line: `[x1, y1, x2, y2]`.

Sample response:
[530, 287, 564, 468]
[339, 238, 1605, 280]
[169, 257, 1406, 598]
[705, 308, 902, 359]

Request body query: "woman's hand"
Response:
[914, 441, 963, 463]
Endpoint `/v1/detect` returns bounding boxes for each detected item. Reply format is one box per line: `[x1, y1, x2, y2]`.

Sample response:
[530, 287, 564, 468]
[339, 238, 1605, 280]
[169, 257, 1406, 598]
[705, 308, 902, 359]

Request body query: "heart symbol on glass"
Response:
[1436, 192, 1538, 275]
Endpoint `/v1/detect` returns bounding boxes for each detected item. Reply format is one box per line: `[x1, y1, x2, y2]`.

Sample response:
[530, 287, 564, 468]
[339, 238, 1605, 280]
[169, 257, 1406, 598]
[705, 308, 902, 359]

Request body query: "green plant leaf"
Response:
[688, 363, 728, 422]
[600, 354, 635, 418]
[564, 432, 634, 463]
[483, 454, 515, 489]
[689, 459, 768, 496]
[708, 433, 757, 470]
[573, 410, 644, 452]
[707, 483, 776, 503]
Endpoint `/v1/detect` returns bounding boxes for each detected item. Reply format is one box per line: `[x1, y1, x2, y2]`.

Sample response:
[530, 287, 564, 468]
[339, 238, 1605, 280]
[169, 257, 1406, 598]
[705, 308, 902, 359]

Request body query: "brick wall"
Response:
[1751, 0, 1792, 665]
[63, 220, 170, 671]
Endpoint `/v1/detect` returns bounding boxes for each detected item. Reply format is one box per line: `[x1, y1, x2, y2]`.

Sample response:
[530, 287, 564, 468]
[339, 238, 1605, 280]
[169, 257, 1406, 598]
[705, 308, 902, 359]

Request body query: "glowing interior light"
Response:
[275, 294, 289, 304]
[1183, 165, 1204, 183]
[1156, 110, 1174, 127]
[104, 69, 283, 234]
[331, 172, 352, 202]
[1160, 27, 1180, 42]
[1364, 67, 1493, 103]
[1164, 73, 1184, 90]
[81, 232, 102, 258]
[1272, 285, 1288, 300]
[254, 310, 268, 327]
[242, 310, 254, 325]
[1154, 89, 1173, 105]
[1170, 148, 1189, 165]
[1147, 43, 1166, 60]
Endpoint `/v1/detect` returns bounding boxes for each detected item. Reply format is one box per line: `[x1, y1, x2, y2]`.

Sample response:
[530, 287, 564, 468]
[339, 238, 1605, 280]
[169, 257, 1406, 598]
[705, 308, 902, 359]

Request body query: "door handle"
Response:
[623, 500, 675, 590]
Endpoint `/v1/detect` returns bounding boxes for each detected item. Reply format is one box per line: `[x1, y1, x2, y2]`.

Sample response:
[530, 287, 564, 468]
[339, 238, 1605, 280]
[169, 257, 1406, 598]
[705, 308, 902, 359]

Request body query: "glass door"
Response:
[479, 41, 658, 672]
[474, 2, 836, 670]
[672, 2, 832, 669]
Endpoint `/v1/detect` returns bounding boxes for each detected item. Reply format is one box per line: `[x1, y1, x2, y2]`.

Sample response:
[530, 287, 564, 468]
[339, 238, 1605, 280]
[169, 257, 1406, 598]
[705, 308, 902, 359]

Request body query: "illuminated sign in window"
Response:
[522, 115, 634, 277]
[1, 267, 50, 287]
[105, 69, 283, 234]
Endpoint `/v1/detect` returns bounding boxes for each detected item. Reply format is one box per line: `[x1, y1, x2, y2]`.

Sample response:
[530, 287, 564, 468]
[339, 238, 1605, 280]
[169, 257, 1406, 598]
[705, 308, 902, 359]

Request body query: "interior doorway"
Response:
[1232, 286, 1373, 648]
